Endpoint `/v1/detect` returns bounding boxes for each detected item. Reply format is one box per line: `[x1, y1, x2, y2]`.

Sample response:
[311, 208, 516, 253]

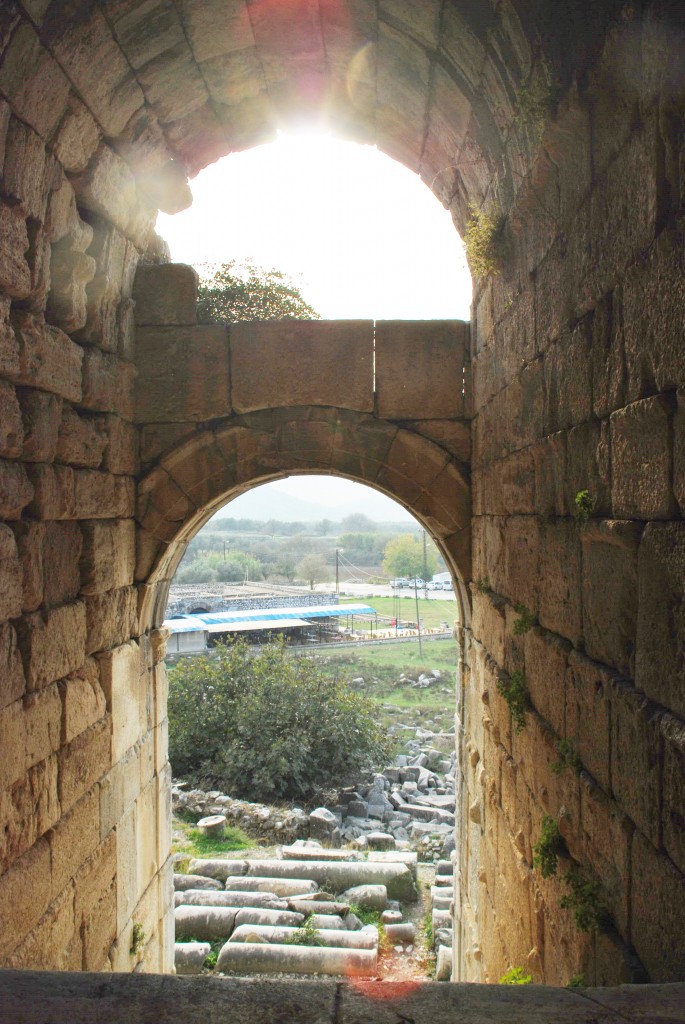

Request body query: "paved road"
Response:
[321, 582, 457, 601]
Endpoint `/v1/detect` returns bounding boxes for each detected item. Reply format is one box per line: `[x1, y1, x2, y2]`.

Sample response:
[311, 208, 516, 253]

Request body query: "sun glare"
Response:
[156, 134, 471, 320]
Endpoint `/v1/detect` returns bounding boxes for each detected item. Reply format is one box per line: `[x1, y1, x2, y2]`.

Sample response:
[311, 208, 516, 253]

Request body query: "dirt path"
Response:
[372, 862, 436, 983]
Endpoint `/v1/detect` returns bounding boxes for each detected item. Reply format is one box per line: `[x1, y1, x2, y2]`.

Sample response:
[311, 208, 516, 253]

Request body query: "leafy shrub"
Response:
[464, 204, 505, 277]
[497, 669, 529, 733]
[168, 640, 395, 803]
[513, 604, 536, 635]
[283, 916, 324, 946]
[560, 868, 609, 932]
[574, 490, 594, 523]
[499, 966, 532, 984]
[567, 973, 586, 989]
[551, 739, 582, 776]
[533, 815, 565, 878]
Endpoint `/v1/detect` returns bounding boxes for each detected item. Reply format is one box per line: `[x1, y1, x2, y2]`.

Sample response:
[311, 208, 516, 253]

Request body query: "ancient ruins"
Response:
[0, 0, 684, 1019]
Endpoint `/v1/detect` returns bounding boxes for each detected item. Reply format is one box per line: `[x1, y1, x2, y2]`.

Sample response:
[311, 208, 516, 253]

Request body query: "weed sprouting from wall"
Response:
[533, 815, 565, 878]
[513, 604, 536, 635]
[552, 738, 582, 776]
[464, 204, 505, 277]
[497, 669, 529, 732]
[560, 868, 609, 932]
[499, 966, 533, 984]
[574, 490, 594, 523]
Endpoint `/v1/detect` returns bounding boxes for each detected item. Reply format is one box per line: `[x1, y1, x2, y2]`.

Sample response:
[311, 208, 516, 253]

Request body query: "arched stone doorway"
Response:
[0, 0, 683, 992]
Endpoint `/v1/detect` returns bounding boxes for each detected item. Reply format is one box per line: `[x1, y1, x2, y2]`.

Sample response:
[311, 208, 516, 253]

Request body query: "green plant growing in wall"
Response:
[552, 738, 582, 776]
[513, 604, 536, 635]
[130, 923, 146, 956]
[567, 973, 586, 989]
[533, 815, 565, 878]
[476, 577, 491, 593]
[513, 61, 558, 143]
[497, 669, 529, 733]
[560, 867, 609, 933]
[464, 203, 505, 277]
[574, 490, 594, 523]
[499, 966, 533, 984]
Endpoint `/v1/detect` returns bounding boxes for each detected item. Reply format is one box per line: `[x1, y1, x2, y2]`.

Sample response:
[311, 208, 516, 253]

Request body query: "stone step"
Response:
[281, 846, 362, 862]
[412, 795, 456, 812]
[432, 909, 452, 931]
[234, 908, 305, 930]
[174, 942, 210, 975]
[243, 859, 417, 902]
[436, 860, 454, 876]
[224, 876, 319, 897]
[367, 851, 418, 878]
[216, 941, 378, 977]
[228, 924, 379, 949]
[175, 890, 287, 910]
[383, 923, 416, 943]
[436, 945, 453, 981]
[287, 900, 350, 917]
[175, 905, 237, 941]
[174, 873, 222, 892]
[188, 858, 247, 881]
[304, 914, 346, 931]
[431, 893, 452, 911]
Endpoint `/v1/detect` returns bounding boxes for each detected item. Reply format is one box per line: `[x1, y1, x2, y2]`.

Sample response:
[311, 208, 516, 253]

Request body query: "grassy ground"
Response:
[172, 816, 254, 869]
[339, 595, 457, 630]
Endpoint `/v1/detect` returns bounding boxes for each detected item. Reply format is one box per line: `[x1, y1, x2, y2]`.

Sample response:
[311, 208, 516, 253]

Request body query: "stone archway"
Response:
[0, 0, 683, 993]
[136, 406, 472, 630]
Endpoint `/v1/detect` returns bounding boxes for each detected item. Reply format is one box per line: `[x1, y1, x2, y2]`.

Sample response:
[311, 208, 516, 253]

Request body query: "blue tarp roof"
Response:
[164, 603, 377, 634]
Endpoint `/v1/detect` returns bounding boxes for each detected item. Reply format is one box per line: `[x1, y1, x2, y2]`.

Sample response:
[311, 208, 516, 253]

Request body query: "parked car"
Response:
[443, 579, 454, 591]
[426, 581, 443, 591]
[391, 578, 409, 588]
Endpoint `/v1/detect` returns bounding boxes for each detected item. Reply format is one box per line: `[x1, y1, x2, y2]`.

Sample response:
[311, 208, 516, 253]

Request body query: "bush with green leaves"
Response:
[533, 815, 565, 878]
[168, 640, 395, 803]
[499, 966, 532, 984]
[497, 669, 529, 733]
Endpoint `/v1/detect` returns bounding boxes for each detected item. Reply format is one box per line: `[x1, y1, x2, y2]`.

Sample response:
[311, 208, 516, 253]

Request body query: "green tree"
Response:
[382, 534, 437, 580]
[168, 640, 394, 802]
[296, 553, 332, 589]
[196, 260, 319, 322]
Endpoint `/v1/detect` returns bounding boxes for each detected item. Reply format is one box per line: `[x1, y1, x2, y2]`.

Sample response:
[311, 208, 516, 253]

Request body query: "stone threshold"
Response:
[1, 972, 684, 1023]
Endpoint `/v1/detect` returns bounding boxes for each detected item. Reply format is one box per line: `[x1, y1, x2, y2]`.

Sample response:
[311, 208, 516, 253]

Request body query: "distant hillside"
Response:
[212, 483, 415, 524]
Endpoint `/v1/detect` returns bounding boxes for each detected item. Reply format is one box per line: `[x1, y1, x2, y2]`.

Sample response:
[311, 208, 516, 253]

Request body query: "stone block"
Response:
[0, 838, 52, 960]
[48, 785, 102, 898]
[0, 21, 70, 139]
[132, 263, 198, 325]
[115, 800, 138, 932]
[135, 324, 229, 423]
[26, 463, 75, 519]
[375, 320, 467, 419]
[532, 432, 567, 517]
[0, 202, 31, 299]
[542, 323, 593, 433]
[23, 683, 62, 771]
[43, 521, 82, 609]
[610, 395, 677, 519]
[0, 754, 60, 879]
[58, 715, 111, 813]
[59, 658, 107, 745]
[661, 714, 685, 874]
[503, 515, 540, 613]
[74, 832, 117, 933]
[17, 600, 87, 692]
[523, 627, 569, 738]
[630, 829, 685, 982]
[0, 522, 22, 622]
[0, 379, 23, 457]
[581, 520, 641, 676]
[0, 621, 25, 712]
[47, 242, 97, 335]
[80, 519, 136, 595]
[610, 679, 662, 845]
[56, 406, 107, 468]
[566, 419, 612, 518]
[82, 877, 117, 970]
[537, 519, 582, 644]
[676, 389, 685, 516]
[565, 651, 612, 791]
[635, 523, 685, 718]
[12, 520, 43, 612]
[85, 585, 138, 656]
[471, 589, 506, 667]
[52, 96, 102, 174]
[0, 457, 33, 518]
[98, 640, 145, 762]
[406, 419, 470, 462]
[231, 321, 374, 414]
[2, 117, 49, 222]
[80, 348, 135, 418]
[591, 290, 625, 419]
[74, 470, 134, 519]
[137, 778, 159, 897]
[100, 415, 139, 475]
[99, 744, 141, 839]
[18, 387, 62, 463]
[9, 311, 83, 402]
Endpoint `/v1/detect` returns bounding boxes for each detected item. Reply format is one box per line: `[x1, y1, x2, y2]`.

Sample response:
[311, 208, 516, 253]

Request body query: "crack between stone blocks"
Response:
[574, 989, 634, 1023]
[332, 981, 344, 1024]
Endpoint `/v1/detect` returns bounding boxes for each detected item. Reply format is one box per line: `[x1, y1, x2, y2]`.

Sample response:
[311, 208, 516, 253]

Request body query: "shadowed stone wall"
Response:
[0, 0, 682, 987]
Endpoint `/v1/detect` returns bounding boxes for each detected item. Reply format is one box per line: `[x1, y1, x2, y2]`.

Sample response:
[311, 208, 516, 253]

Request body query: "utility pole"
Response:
[335, 549, 339, 595]
[422, 531, 429, 596]
[414, 577, 423, 656]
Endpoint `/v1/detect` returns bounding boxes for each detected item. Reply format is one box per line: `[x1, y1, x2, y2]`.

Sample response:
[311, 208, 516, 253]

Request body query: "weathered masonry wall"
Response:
[0, 0, 683, 991]
[460, 17, 685, 991]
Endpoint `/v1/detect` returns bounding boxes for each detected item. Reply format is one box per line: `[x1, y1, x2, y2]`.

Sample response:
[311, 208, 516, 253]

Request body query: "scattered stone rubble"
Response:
[172, 723, 457, 862]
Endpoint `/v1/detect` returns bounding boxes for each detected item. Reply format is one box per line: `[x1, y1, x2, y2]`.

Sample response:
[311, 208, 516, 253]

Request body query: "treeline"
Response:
[175, 513, 439, 586]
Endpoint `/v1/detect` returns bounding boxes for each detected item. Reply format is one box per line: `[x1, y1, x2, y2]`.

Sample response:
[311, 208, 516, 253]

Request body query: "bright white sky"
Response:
[156, 133, 471, 514]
